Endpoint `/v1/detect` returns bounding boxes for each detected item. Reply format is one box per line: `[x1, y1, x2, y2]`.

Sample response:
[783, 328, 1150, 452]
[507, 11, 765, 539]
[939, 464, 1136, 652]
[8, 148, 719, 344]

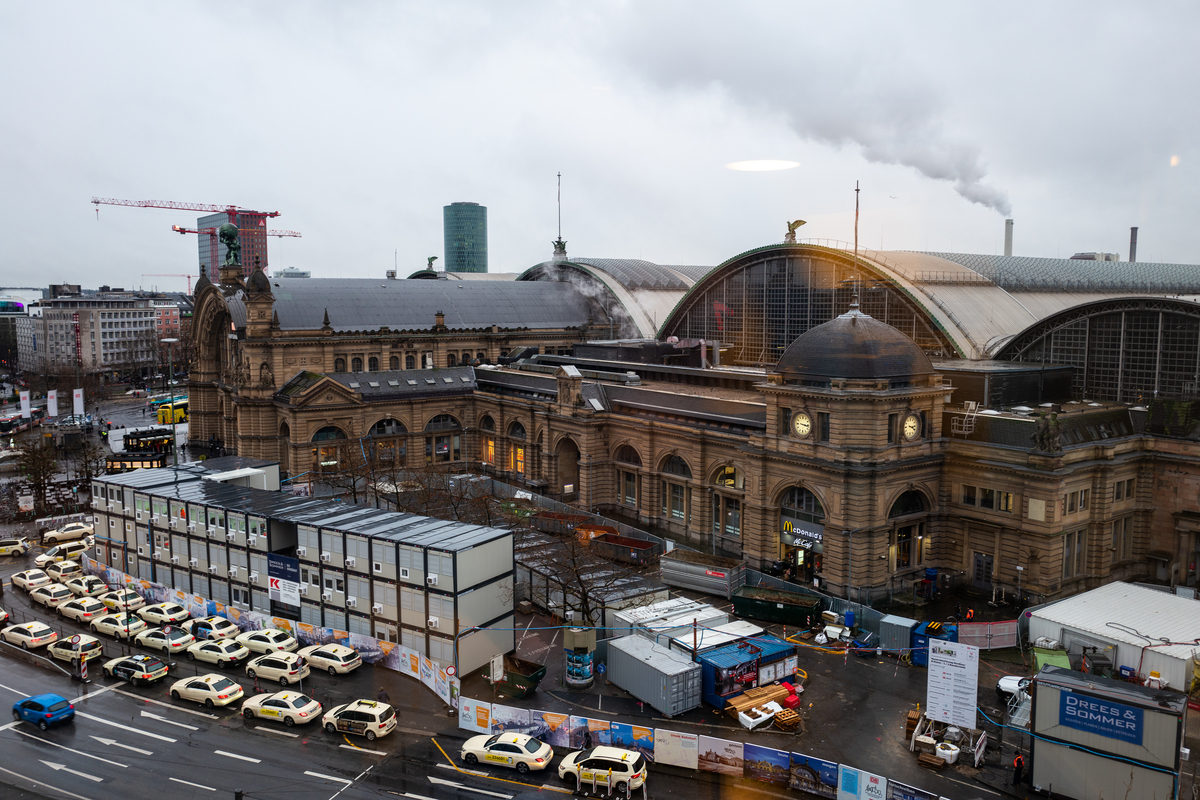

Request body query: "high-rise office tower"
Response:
[443, 202, 488, 273]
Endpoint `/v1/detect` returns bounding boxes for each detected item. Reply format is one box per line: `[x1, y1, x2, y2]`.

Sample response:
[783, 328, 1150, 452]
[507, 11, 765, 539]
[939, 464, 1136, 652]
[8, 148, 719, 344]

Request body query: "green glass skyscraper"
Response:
[443, 202, 488, 273]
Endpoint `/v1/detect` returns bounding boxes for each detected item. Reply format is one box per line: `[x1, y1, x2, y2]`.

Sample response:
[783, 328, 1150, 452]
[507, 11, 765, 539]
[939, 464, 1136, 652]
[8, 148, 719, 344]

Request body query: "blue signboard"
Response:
[1059, 691, 1143, 745]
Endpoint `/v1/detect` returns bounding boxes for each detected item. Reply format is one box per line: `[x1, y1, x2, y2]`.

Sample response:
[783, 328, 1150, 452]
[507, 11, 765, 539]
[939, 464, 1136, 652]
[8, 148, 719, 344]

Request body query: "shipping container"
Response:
[696, 635, 798, 710]
[609, 598, 707, 636]
[878, 614, 919, 656]
[606, 635, 702, 718]
[660, 550, 746, 599]
[667, 620, 765, 657]
[911, 621, 957, 667]
[732, 586, 824, 627]
[638, 607, 729, 646]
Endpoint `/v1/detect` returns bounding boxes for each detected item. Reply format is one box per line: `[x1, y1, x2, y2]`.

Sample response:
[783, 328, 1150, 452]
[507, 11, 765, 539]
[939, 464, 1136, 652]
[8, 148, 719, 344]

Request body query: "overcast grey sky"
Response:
[1, 2, 1196, 291]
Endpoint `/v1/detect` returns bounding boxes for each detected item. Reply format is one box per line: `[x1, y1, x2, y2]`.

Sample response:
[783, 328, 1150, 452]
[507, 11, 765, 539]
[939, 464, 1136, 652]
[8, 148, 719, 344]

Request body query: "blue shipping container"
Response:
[911, 621, 958, 667]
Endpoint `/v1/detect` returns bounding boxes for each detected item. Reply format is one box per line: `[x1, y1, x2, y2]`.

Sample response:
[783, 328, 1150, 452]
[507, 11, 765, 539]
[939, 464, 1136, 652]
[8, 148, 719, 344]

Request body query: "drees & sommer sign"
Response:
[1058, 691, 1143, 745]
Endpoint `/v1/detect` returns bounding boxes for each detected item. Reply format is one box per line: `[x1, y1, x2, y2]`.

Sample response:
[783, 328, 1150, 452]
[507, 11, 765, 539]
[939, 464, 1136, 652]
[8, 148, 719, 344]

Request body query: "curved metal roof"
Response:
[775, 306, 934, 381]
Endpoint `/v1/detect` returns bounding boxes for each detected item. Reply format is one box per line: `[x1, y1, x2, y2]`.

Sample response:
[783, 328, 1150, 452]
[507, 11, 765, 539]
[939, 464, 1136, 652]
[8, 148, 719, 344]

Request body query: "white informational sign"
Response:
[837, 765, 887, 800]
[73, 388, 84, 416]
[490, 653, 505, 683]
[926, 640, 980, 730]
[19, 390, 30, 418]
[47, 390, 58, 417]
[653, 728, 699, 770]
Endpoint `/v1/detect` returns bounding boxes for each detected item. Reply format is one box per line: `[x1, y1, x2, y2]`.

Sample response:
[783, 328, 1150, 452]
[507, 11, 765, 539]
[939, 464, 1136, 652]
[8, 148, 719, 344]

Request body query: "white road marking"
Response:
[339, 743, 388, 756]
[140, 709, 198, 730]
[113, 687, 218, 718]
[437, 762, 487, 776]
[540, 784, 573, 794]
[404, 794, 440, 800]
[330, 765, 375, 799]
[0, 720, 20, 731]
[0, 765, 94, 800]
[40, 760, 104, 783]
[75, 711, 177, 742]
[90, 735, 154, 756]
[215, 749, 261, 763]
[0, 681, 26, 695]
[169, 776, 217, 792]
[305, 770, 352, 785]
[13, 728, 127, 768]
[429, 775, 514, 798]
[255, 726, 299, 738]
[70, 681, 124, 703]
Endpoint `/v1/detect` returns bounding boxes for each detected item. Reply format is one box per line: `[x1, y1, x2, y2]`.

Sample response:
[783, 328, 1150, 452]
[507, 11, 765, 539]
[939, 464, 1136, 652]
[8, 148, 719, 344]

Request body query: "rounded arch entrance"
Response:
[310, 425, 347, 473]
[778, 485, 826, 581]
[554, 436, 581, 500]
[887, 489, 929, 574]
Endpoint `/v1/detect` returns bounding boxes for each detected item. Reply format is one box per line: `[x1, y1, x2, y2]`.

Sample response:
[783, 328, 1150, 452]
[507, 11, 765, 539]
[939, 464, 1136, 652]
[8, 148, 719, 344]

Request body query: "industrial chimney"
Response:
[1129, 227, 1138, 263]
[1004, 219, 1014, 257]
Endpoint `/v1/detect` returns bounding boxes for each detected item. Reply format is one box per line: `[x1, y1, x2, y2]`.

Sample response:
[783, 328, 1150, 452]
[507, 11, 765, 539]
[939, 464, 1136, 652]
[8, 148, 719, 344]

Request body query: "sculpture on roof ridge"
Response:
[427, 256, 438, 269]
[219, 222, 241, 267]
[1031, 411, 1062, 453]
[784, 219, 806, 244]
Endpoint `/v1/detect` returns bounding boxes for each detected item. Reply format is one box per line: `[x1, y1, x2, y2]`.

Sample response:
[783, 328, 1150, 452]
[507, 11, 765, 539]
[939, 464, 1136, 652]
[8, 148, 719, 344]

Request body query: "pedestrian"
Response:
[965, 607, 974, 621]
[1012, 752, 1025, 785]
[954, 603, 962, 621]
[377, 687, 390, 703]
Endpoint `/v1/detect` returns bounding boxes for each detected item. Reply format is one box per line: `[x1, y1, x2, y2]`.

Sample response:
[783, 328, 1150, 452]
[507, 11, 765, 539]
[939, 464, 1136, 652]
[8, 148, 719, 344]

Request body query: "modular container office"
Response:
[635, 606, 729, 647]
[606, 635, 702, 718]
[696, 635, 798, 710]
[878, 614, 919, 656]
[89, 458, 514, 674]
[669, 620, 767, 657]
[610, 598, 708, 635]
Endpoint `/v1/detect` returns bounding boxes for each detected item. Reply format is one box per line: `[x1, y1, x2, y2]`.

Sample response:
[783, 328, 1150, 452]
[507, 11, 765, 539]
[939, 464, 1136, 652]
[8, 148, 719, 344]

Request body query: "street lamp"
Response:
[160, 338, 179, 467]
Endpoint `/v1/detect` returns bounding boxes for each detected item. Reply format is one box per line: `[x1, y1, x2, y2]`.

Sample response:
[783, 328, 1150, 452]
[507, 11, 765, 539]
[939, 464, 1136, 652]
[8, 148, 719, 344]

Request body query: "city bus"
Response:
[156, 399, 188, 425]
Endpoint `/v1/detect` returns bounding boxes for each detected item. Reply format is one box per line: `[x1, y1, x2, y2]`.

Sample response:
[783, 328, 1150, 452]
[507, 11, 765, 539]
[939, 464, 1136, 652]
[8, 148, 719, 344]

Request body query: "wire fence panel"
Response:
[957, 620, 1019, 650]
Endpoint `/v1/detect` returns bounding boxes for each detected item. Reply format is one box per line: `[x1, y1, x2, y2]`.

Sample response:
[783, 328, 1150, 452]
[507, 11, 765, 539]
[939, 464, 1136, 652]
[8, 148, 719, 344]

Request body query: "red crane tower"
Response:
[91, 197, 290, 281]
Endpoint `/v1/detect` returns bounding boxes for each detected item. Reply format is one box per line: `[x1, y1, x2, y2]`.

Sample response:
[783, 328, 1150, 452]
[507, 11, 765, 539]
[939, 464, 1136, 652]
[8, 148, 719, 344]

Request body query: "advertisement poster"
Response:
[569, 717, 612, 749]
[47, 390, 58, 418]
[886, 780, 939, 800]
[73, 388, 85, 416]
[926, 640, 979, 731]
[458, 698, 492, 734]
[743, 743, 790, 787]
[715, 659, 759, 696]
[19, 390, 30, 419]
[433, 667, 450, 705]
[609, 722, 654, 762]
[791, 753, 839, 798]
[490, 704, 531, 734]
[698, 736, 744, 776]
[838, 766, 887, 800]
[529, 711, 571, 748]
[653, 730, 699, 770]
[420, 657, 435, 689]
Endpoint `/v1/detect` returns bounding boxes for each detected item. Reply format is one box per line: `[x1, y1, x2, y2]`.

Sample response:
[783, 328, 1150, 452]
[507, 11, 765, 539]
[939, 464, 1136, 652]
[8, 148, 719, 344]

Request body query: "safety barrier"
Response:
[956, 620, 1019, 650]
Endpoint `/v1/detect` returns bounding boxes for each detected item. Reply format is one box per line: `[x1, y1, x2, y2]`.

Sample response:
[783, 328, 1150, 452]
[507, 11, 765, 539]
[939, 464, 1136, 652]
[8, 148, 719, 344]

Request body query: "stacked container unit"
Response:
[637, 606, 729, 647]
[697, 635, 799, 710]
[606, 635, 702, 718]
[668, 620, 766, 657]
[610, 598, 707, 637]
[878, 615, 919, 657]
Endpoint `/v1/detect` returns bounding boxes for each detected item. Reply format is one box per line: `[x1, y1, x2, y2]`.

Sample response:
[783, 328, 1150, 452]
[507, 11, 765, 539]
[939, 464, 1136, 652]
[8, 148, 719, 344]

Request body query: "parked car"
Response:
[996, 675, 1032, 702]
[241, 691, 322, 727]
[42, 522, 93, 545]
[462, 733, 555, 774]
[98, 589, 145, 612]
[64, 575, 108, 597]
[322, 699, 396, 741]
[1, 622, 59, 650]
[10, 569, 51, 591]
[245, 652, 309, 685]
[45, 560, 83, 582]
[235, 629, 298, 654]
[102, 654, 170, 686]
[48, 634, 104, 664]
[57, 597, 108, 624]
[30, 583, 74, 609]
[0, 536, 31, 557]
[138, 602, 190, 626]
[185, 639, 251, 669]
[35, 541, 90, 568]
[11, 693, 74, 730]
[170, 673, 244, 708]
[297, 644, 362, 675]
[558, 747, 648, 793]
[181, 616, 239, 641]
[134, 625, 195, 653]
[90, 613, 147, 640]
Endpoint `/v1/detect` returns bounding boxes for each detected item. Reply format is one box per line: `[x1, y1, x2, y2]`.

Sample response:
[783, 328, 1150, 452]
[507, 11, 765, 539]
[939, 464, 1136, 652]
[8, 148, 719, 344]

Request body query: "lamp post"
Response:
[160, 338, 179, 467]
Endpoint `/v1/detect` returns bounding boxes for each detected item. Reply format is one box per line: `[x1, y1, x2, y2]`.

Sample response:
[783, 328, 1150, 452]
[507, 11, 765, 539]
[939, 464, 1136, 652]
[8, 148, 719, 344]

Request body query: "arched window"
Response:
[781, 486, 825, 521]
[369, 418, 407, 465]
[369, 419, 406, 436]
[508, 421, 527, 474]
[780, 486, 826, 577]
[424, 414, 461, 464]
[311, 426, 346, 442]
[310, 426, 346, 473]
[615, 445, 642, 466]
[389, 356, 399, 370]
[351, 357, 363, 372]
[661, 455, 692, 479]
[480, 416, 495, 431]
[713, 466, 743, 490]
[660, 456, 691, 523]
[334, 358, 346, 372]
[889, 491, 927, 571]
[425, 414, 461, 431]
[448, 353, 457, 367]
[368, 357, 379, 372]
[462, 351, 471, 365]
[480, 416, 496, 465]
[509, 421, 527, 440]
[476, 351, 486, 363]
[405, 355, 415, 370]
[889, 491, 927, 518]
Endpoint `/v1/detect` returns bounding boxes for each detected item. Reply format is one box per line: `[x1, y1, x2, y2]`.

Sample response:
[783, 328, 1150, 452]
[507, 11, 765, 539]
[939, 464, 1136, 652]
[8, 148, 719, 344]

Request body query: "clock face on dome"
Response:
[903, 414, 921, 440]
[792, 412, 812, 438]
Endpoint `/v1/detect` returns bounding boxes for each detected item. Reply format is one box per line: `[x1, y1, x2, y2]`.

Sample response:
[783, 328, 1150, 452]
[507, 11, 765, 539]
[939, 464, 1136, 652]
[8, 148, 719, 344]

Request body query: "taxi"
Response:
[558, 747, 648, 793]
[98, 589, 146, 612]
[241, 690, 322, 727]
[34, 540, 90, 568]
[64, 575, 109, 597]
[297, 643, 362, 675]
[102, 654, 170, 686]
[134, 625, 195, 653]
[235, 629, 298, 654]
[45, 560, 83, 582]
[186, 638, 251, 668]
[181, 616, 239, 641]
[0, 607, 7, 625]
[57, 596, 108, 623]
[11, 569, 52, 591]
[322, 699, 396, 741]
[43, 521, 93, 545]
[170, 673, 245, 708]
[0, 536, 31, 557]
[138, 602, 190, 625]
[462, 733, 555, 774]
[90, 613, 147, 640]
[1, 621, 59, 650]
[48, 634, 104, 664]
[245, 652, 309, 685]
[30, 583, 74, 609]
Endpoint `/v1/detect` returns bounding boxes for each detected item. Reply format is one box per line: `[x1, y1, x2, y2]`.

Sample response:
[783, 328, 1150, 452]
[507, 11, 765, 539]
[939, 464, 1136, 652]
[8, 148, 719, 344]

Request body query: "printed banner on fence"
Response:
[569, 716, 612, 749]
[886, 780, 939, 800]
[653, 729, 698, 770]
[420, 657, 435, 689]
[744, 743, 790, 787]
[609, 722, 654, 762]
[838, 765, 888, 800]
[459, 698, 492, 734]
[791, 753, 838, 798]
[698, 736, 744, 777]
[530, 711, 571, 748]
[491, 704, 532, 734]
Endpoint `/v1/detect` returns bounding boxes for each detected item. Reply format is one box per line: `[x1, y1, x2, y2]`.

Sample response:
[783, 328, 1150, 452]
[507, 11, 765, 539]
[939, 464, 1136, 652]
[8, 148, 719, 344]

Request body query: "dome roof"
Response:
[775, 304, 934, 381]
[246, 265, 272, 294]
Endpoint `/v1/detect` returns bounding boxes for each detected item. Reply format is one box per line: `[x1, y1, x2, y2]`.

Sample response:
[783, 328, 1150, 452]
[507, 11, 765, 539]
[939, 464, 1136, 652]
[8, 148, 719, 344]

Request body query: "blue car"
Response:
[12, 693, 74, 730]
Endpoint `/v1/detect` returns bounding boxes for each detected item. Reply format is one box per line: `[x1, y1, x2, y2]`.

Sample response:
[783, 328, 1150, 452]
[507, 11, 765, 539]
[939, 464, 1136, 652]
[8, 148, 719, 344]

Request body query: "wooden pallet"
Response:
[917, 753, 945, 771]
[904, 710, 921, 739]
[774, 708, 801, 732]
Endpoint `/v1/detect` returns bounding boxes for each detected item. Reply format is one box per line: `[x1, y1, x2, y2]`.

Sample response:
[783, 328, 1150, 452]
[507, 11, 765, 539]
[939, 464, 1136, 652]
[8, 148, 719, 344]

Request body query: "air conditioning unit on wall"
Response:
[344, 557, 355, 568]
[372, 603, 383, 614]
[346, 598, 357, 608]
[427, 617, 440, 629]
[426, 575, 438, 587]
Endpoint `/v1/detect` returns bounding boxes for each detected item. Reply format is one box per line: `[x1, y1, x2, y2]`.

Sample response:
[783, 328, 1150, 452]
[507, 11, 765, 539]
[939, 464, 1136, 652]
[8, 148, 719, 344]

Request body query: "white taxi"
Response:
[43, 521, 93, 545]
[0, 607, 7, 625]
[30, 583, 74, 609]
[181, 616, 239, 641]
[241, 691, 322, 727]
[64, 575, 109, 597]
[98, 589, 145, 612]
[45, 560, 83, 582]
[462, 733, 555, 774]
[135, 625, 195, 653]
[558, 747, 648, 793]
[57, 596, 108, 623]
[90, 613, 147, 640]
[102, 654, 170, 686]
[322, 699, 396, 741]
[34, 540, 90, 568]
[235, 629, 298, 654]
[297, 643, 362, 675]
[1, 621, 59, 650]
[48, 634, 104, 664]
[245, 652, 309, 685]
[186, 638, 251, 668]
[11, 569, 52, 591]
[170, 673, 244, 708]
[138, 602, 190, 626]
[0, 536, 31, 557]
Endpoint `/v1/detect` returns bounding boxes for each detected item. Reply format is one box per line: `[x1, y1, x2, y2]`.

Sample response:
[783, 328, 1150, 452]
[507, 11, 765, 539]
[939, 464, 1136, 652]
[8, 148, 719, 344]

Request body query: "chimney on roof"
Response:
[1129, 227, 1139, 263]
[1004, 219, 1014, 257]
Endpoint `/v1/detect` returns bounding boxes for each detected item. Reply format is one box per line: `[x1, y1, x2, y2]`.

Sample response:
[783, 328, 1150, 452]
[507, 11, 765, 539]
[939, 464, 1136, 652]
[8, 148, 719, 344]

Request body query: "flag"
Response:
[73, 388, 84, 416]
[47, 390, 58, 417]
[19, 390, 30, 419]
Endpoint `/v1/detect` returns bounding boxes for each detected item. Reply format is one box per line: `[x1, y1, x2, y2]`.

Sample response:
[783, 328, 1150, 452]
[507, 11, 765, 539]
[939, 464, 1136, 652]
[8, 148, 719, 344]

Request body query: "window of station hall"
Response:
[660, 455, 692, 522]
[352, 357, 363, 372]
[424, 414, 461, 464]
[508, 421, 527, 475]
[480, 416, 496, 465]
[615, 445, 642, 508]
[311, 426, 347, 472]
[711, 466, 744, 538]
[888, 490, 927, 571]
[368, 418, 407, 465]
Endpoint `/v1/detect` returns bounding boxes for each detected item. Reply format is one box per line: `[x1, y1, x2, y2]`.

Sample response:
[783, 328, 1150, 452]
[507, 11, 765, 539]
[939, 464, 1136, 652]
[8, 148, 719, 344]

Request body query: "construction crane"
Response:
[91, 197, 288, 280]
[170, 225, 302, 279]
[142, 274, 195, 294]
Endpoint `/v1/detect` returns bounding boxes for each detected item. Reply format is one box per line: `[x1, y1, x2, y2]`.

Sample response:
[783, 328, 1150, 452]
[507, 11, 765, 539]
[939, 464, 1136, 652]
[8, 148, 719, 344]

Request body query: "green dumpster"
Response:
[732, 586, 824, 627]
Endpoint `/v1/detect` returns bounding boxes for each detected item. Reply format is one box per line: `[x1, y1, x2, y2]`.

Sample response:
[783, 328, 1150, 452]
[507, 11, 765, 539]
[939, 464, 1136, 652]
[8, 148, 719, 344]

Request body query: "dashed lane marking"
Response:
[305, 770, 352, 785]
[13, 727, 128, 768]
[255, 726, 299, 738]
[140, 710, 198, 730]
[113, 687, 218, 718]
[169, 776, 216, 792]
[70, 681, 124, 704]
[340, 743, 388, 756]
[0, 764, 94, 800]
[75, 711, 176, 743]
[215, 749, 261, 763]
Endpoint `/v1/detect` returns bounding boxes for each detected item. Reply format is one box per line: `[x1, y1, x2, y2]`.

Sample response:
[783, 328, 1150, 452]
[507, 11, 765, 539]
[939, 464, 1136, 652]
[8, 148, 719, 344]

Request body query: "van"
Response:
[322, 699, 397, 741]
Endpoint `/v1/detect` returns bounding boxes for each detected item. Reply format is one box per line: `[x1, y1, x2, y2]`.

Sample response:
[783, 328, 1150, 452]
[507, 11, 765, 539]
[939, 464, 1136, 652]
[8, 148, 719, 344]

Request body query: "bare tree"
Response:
[18, 437, 59, 515]
[371, 461, 500, 526]
[71, 437, 108, 484]
[320, 440, 375, 505]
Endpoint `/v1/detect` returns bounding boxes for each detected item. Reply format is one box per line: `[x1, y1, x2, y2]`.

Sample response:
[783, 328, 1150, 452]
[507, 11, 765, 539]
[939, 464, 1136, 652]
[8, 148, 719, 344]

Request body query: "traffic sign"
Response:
[71, 634, 81, 645]
[446, 665, 456, 677]
[597, 663, 606, 674]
